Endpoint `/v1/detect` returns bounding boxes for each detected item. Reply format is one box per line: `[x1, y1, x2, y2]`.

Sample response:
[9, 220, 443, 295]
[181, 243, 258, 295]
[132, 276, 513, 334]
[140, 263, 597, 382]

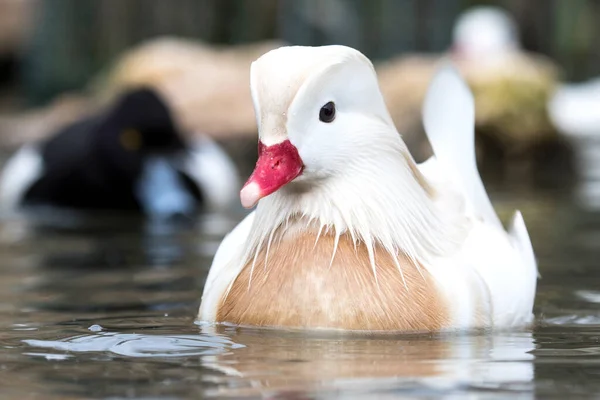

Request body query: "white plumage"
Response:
[199, 45, 537, 332]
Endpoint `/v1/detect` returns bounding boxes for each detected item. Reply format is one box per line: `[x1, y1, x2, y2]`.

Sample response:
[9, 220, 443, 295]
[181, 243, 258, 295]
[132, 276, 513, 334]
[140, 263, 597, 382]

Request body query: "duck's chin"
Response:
[278, 172, 334, 197]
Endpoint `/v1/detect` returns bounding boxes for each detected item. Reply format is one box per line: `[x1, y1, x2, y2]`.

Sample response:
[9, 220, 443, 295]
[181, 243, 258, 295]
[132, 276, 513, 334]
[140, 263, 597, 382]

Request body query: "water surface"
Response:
[0, 188, 599, 399]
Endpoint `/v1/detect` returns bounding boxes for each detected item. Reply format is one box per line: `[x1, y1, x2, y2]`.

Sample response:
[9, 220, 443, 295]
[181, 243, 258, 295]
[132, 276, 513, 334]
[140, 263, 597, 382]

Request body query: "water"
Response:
[0, 188, 599, 399]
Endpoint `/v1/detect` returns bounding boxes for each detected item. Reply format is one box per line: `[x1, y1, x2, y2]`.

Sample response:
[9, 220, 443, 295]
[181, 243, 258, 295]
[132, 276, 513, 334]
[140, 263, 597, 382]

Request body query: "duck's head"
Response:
[240, 45, 398, 208]
[238, 46, 467, 266]
[98, 87, 186, 174]
[451, 6, 519, 60]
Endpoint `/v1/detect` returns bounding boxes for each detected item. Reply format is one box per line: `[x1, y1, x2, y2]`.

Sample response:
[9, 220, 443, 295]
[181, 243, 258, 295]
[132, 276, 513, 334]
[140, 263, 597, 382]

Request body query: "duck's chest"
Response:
[216, 232, 451, 331]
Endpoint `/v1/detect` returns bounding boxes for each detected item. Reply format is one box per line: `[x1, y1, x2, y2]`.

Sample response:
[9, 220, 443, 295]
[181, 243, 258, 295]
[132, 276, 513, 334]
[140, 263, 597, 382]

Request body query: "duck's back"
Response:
[432, 218, 537, 329]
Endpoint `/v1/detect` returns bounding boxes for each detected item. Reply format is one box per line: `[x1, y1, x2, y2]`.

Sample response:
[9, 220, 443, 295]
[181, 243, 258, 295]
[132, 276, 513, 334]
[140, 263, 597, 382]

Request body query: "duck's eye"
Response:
[120, 129, 142, 151]
[319, 101, 336, 123]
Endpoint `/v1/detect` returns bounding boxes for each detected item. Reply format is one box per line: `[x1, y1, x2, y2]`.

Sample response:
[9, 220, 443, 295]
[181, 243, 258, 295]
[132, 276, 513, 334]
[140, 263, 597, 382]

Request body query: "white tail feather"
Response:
[508, 210, 538, 278]
[422, 62, 502, 230]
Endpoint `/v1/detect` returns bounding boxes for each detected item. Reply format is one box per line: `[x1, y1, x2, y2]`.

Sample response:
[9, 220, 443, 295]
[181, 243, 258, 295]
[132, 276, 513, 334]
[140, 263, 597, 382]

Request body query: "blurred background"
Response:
[5, 0, 599, 103]
[0, 0, 597, 188]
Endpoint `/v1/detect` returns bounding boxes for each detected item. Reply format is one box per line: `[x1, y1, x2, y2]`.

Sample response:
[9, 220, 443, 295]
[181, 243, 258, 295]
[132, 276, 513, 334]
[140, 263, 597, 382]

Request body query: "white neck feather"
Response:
[241, 121, 470, 273]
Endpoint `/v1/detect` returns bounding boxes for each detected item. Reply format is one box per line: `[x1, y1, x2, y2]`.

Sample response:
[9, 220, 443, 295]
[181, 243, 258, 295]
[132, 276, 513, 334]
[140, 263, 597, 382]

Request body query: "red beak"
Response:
[240, 140, 304, 208]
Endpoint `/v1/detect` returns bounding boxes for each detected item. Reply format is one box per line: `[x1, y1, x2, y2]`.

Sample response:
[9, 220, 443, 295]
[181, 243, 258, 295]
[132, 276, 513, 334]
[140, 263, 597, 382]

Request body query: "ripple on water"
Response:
[23, 331, 244, 358]
[3, 198, 600, 398]
[576, 290, 600, 304]
[20, 326, 538, 398]
[544, 314, 600, 326]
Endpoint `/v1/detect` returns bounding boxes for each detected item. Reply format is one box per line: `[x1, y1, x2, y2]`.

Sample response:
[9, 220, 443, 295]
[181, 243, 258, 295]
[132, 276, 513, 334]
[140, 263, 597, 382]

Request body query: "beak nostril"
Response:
[241, 139, 303, 207]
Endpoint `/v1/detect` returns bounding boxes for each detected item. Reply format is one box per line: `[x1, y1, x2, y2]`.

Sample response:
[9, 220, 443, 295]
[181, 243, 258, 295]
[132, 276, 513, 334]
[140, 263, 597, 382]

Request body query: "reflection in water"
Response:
[21, 326, 535, 398]
[566, 136, 600, 211]
[25, 331, 243, 357]
[200, 327, 536, 398]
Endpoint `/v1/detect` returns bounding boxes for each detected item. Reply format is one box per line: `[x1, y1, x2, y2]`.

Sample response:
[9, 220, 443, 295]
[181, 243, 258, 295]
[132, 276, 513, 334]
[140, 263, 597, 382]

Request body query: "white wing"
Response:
[198, 211, 255, 321]
[0, 145, 44, 212]
[178, 134, 240, 212]
[421, 62, 502, 230]
[421, 63, 537, 327]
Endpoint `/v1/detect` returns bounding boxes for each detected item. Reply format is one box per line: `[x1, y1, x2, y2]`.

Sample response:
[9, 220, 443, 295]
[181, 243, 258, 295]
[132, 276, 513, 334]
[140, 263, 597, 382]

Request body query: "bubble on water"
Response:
[24, 352, 72, 361]
[88, 324, 104, 332]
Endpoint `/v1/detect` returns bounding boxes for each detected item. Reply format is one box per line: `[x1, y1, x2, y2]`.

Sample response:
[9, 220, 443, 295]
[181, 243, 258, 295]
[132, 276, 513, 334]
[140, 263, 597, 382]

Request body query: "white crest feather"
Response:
[422, 62, 502, 230]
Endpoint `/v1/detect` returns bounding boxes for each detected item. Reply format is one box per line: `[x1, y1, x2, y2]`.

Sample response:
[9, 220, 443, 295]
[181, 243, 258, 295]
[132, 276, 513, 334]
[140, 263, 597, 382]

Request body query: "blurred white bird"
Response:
[549, 77, 600, 138]
[378, 6, 559, 171]
[549, 77, 600, 208]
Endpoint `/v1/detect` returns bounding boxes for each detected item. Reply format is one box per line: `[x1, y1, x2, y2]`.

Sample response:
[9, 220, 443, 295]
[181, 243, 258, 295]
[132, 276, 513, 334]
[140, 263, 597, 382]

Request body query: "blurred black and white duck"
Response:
[0, 87, 239, 218]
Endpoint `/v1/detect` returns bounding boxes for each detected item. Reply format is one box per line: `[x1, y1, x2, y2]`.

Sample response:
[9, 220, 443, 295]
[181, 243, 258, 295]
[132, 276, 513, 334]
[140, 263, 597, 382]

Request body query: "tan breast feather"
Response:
[217, 227, 450, 332]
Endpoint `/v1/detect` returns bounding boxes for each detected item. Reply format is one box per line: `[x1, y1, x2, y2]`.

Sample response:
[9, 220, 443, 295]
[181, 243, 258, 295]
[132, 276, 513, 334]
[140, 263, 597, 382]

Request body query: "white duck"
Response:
[376, 6, 558, 165]
[451, 5, 520, 62]
[548, 77, 600, 208]
[549, 77, 600, 138]
[198, 45, 537, 332]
